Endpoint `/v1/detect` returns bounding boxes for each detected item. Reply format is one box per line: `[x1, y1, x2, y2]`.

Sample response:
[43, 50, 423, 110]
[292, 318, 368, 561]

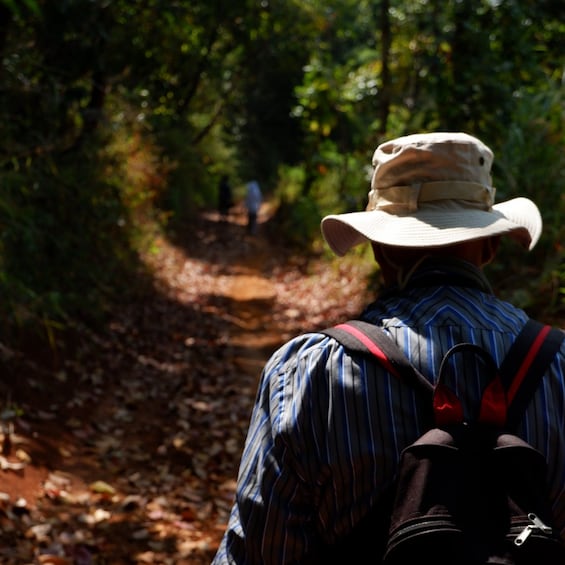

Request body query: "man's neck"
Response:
[384, 256, 494, 295]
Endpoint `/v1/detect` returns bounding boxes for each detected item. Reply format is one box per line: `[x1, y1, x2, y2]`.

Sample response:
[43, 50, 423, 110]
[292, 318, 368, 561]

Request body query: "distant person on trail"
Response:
[218, 174, 233, 220]
[211, 132, 565, 564]
[244, 180, 262, 234]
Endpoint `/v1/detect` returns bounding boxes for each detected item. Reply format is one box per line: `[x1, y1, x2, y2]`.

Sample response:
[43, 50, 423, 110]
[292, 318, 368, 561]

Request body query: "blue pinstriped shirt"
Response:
[212, 262, 565, 564]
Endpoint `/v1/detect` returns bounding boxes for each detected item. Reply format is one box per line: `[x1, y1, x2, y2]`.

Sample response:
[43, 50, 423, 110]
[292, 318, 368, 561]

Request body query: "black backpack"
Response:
[320, 319, 565, 564]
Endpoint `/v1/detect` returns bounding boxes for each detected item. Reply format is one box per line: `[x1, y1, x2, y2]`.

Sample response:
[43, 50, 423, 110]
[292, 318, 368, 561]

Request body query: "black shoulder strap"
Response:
[500, 319, 564, 428]
[321, 320, 433, 395]
[322, 319, 564, 428]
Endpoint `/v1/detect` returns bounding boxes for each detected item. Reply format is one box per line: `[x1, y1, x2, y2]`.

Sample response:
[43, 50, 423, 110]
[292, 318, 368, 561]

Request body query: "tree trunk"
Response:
[378, 0, 391, 135]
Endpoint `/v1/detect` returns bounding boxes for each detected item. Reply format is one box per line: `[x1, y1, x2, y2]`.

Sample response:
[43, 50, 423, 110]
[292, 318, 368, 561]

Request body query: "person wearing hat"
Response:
[212, 132, 565, 564]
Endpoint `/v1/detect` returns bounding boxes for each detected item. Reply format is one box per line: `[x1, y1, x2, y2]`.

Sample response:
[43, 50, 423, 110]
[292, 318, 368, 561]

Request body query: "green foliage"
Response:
[272, 145, 370, 251]
[0, 85, 170, 343]
[271, 166, 318, 248]
[1, 0, 564, 353]
[1, 0, 39, 17]
[489, 87, 565, 319]
[0, 135, 147, 339]
[290, 0, 564, 324]
[497, 89, 564, 224]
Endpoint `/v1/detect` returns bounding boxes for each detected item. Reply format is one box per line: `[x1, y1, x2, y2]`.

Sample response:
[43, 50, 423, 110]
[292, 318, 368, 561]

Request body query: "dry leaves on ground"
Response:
[0, 204, 374, 564]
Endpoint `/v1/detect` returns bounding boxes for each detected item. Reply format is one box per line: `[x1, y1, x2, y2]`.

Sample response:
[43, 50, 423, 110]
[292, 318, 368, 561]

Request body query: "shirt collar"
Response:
[383, 257, 494, 296]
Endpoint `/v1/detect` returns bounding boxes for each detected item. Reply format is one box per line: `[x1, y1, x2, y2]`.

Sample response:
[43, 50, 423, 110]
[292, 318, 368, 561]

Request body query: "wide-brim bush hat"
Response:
[321, 132, 542, 256]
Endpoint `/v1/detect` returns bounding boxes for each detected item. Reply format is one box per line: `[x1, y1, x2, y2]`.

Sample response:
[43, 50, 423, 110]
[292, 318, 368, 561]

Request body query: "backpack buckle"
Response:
[433, 343, 506, 427]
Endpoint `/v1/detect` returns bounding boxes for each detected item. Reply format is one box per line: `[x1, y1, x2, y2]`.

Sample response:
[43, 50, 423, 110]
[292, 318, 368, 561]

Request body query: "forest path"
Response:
[0, 202, 372, 564]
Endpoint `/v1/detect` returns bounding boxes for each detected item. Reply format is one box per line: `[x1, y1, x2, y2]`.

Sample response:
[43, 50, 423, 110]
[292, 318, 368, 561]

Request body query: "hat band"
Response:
[366, 181, 495, 213]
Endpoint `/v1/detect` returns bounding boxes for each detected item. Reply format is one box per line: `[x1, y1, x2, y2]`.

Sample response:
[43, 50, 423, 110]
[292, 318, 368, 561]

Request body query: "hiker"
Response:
[211, 132, 565, 564]
[244, 180, 262, 234]
[218, 174, 233, 220]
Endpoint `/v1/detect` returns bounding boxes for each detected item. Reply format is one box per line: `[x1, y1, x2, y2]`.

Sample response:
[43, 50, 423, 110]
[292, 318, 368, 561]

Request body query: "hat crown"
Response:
[319, 131, 541, 256]
[371, 132, 493, 191]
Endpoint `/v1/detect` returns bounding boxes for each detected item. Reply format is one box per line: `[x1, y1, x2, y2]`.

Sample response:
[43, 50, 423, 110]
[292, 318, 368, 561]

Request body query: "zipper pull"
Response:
[528, 513, 552, 534]
[514, 525, 533, 546]
[514, 513, 552, 546]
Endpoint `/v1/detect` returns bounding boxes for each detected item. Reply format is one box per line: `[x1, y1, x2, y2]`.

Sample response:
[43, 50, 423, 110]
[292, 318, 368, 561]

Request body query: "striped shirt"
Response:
[212, 262, 565, 564]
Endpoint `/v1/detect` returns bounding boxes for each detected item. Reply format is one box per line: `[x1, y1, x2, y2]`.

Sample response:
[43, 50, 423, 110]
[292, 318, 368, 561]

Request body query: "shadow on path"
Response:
[0, 201, 372, 564]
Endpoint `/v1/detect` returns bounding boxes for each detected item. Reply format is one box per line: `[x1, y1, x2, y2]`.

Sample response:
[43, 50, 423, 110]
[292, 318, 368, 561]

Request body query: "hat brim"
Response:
[321, 197, 542, 256]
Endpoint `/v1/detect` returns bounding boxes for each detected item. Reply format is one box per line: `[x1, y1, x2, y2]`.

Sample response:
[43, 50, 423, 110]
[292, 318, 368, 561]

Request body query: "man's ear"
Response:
[482, 236, 501, 265]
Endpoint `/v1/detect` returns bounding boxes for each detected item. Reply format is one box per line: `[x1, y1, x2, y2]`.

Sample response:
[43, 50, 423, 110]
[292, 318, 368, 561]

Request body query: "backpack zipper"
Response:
[387, 516, 461, 548]
[387, 513, 554, 550]
[513, 513, 552, 546]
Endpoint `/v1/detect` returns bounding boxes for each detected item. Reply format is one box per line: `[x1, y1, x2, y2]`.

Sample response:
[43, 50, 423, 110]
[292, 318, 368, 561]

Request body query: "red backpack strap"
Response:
[499, 319, 565, 429]
[321, 320, 433, 396]
[322, 319, 564, 430]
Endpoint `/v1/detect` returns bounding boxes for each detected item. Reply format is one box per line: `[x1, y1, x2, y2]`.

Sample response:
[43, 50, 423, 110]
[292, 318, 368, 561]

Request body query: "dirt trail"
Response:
[0, 202, 371, 563]
[213, 229, 281, 379]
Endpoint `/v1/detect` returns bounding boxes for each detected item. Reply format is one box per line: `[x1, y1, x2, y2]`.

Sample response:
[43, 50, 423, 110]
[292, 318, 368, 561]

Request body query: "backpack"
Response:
[320, 319, 565, 564]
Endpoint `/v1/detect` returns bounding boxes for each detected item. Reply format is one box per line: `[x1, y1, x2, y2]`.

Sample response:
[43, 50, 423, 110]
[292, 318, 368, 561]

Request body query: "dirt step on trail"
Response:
[211, 234, 282, 379]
